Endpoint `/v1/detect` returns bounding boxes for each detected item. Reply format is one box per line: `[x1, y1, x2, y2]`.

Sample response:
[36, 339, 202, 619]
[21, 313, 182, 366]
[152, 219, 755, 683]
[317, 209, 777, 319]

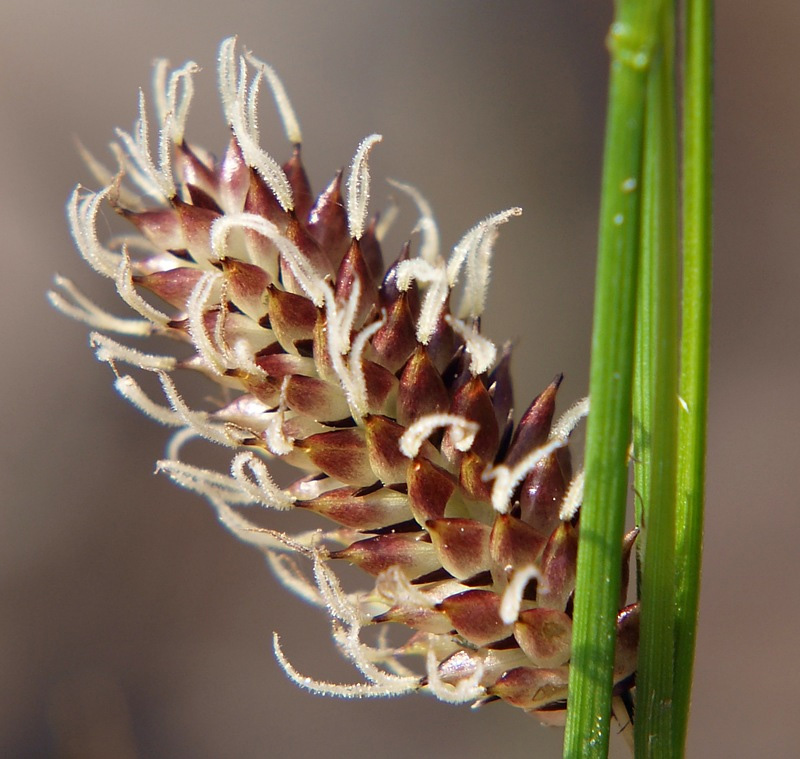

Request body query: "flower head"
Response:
[52, 38, 637, 720]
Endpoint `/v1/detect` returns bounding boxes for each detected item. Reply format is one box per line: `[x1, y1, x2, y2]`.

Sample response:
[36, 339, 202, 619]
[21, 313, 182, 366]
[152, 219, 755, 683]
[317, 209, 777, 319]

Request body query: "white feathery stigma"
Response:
[244, 50, 302, 145]
[373, 196, 399, 243]
[323, 278, 385, 420]
[424, 647, 486, 704]
[114, 251, 171, 327]
[48, 276, 153, 336]
[211, 213, 327, 306]
[449, 207, 522, 320]
[386, 179, 440, 263]
[154, 371, 235, 447]
[152, 57, 199, 166]
[394, 257, 448, 345]
[347, 134, 382, 240]
[263, 376, 295, 456]
[68, 186, 123, 278]
[185, 271, 227, 375]
[114, 89, 176, 200]
[273, 634, 416, 699]
[445, 314, 497, 376]
[265, 552, 325, 607]
[218, 36, 294, 211]
[114, 374, 187, 427]
[500, 565, 542, 625]
[90, 332, 176, 372]
[550, 396, 590, 440]
[400, 414, 479, 458]
[559, 468, 585, 521]
[156, 459, 256, 506]
[230, 451, 295, 509]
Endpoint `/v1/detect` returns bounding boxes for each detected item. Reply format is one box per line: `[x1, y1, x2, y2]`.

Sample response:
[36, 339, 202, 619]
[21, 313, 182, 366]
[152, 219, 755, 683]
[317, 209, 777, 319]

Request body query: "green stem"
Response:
[633, 2, 680, 756]
[563, 2, 663, 757]
[673, 0, 713, 750]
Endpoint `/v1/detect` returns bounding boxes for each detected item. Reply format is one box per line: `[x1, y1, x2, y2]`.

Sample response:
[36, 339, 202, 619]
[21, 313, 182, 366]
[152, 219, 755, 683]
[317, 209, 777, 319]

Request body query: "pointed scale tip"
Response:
[308, 170, 350, 271]
[504, 377, 562, 469]
[283, 144, 313, 222]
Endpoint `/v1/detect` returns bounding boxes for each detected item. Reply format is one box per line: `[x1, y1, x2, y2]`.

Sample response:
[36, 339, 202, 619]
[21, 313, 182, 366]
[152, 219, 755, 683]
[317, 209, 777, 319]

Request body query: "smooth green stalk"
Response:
[673, 0, 713, 750]
[562, 2, 663, 757]
[633, 2, 679, 756]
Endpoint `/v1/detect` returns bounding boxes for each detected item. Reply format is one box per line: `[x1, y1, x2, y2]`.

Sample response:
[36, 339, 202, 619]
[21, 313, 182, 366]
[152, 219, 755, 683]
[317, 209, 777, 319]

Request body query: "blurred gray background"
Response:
[1, 1, 797, 757]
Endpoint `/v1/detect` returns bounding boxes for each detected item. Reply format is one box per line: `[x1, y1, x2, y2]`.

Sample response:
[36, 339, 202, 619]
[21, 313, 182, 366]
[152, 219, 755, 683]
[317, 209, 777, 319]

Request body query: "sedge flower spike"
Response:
[53, 38, 639, 722]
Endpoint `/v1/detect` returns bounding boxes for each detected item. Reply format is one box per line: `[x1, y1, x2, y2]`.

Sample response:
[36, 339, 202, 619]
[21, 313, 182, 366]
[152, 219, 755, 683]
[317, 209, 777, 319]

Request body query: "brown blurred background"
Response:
[1, 1, 797, 757]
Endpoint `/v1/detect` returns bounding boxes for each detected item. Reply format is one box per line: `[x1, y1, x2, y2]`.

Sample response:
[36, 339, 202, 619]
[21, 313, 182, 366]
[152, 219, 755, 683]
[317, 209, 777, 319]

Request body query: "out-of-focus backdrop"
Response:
[1, 2, 796, 757]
